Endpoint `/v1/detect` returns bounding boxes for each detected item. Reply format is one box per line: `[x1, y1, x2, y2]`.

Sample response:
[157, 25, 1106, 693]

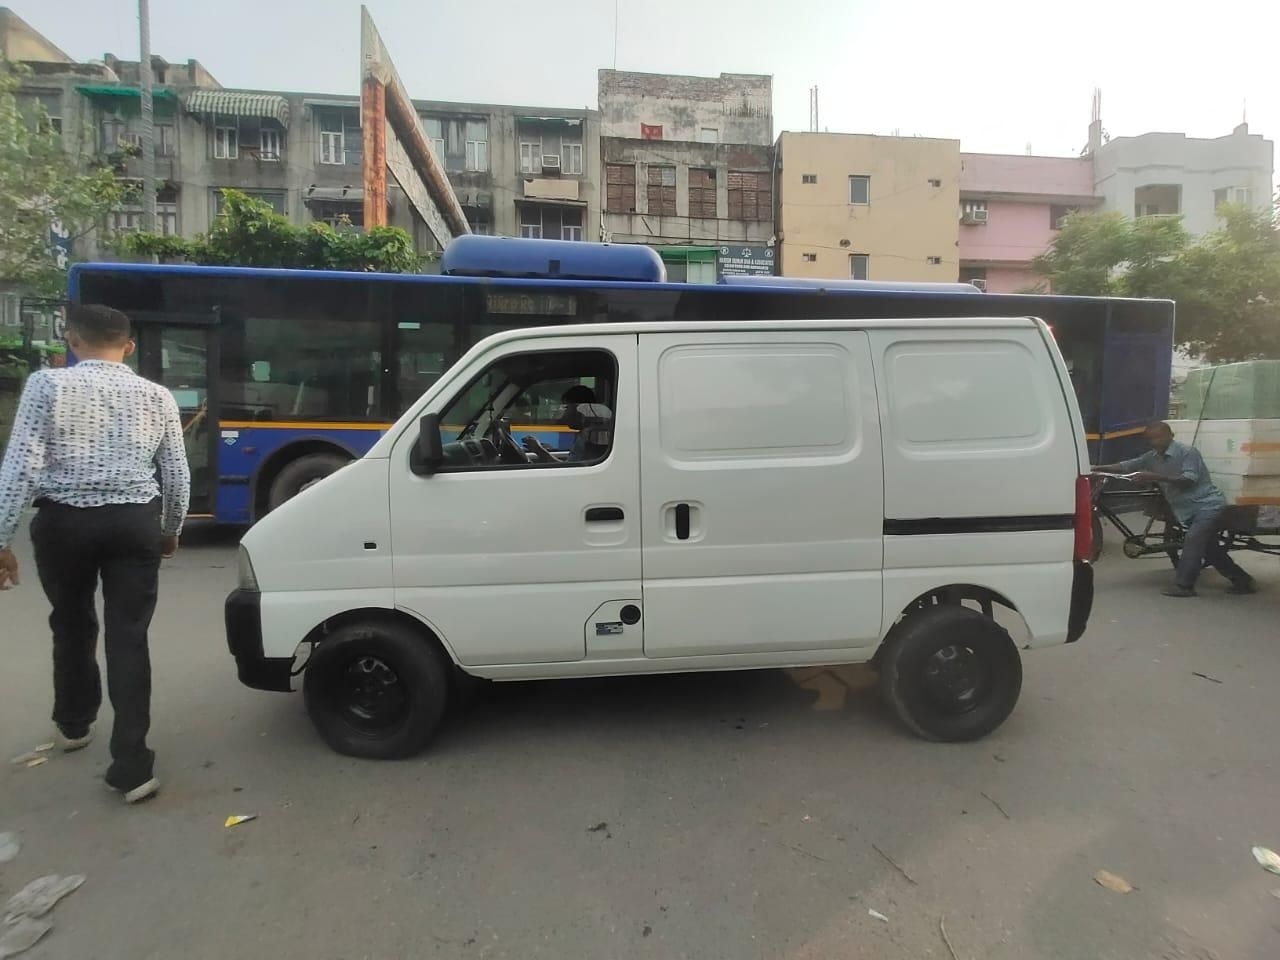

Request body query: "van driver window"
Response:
[434, 349, 616, 470]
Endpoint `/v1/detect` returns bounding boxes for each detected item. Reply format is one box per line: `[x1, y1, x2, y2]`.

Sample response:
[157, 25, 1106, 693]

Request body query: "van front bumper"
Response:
[225, 589, 293, 692]
[1066, 561, 1094, 643]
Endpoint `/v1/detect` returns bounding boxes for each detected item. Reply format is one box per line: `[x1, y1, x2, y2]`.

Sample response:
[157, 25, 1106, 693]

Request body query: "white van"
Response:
[226, 316, 1094, 757]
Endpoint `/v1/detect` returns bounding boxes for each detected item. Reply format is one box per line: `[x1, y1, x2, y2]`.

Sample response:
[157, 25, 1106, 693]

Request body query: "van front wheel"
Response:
[878, 605, 1022, 742]
[303, 620, 449, 759]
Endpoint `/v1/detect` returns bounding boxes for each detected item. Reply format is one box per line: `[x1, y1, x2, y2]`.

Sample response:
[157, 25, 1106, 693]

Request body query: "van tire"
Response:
[303, 620, 449, 759]
[878, 605, 1022, 742]
[268, 453, 348, 511]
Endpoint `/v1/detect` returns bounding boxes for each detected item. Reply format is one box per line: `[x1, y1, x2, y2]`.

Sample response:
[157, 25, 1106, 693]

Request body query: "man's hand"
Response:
[0, 548, 19, 590]
[160, 535, 179, 559]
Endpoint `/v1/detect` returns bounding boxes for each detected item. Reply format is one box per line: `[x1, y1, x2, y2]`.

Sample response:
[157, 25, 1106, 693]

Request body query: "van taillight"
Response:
[1073, 475, 1093, 563]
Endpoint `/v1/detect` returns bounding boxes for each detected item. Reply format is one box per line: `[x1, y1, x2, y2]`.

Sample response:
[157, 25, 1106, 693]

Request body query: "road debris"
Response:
[224, 815, 257, 829]
[871, 843, 918, 886]
[981, 791, 1011, 820]
[22, 758, 46, 769]
[868, 908, 889, 923]
[32, 744, 53, 753]
[1252, 846, 1280, 875]
[0, 917, 53, 959]
[0, 833, 18, 864]
[1191, 672, 1224, 684]
[940, 917, 960, 960]
[586, 821, 608, 833]
[3, 874, 85, 923]
[1093, 870, 1134, 894]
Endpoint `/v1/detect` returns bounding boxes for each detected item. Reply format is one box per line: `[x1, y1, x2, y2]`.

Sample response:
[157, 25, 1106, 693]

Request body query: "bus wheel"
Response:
[303, 620, 450, 759]
[267, 453, 348, 510]
[878, 605, 1022, 742]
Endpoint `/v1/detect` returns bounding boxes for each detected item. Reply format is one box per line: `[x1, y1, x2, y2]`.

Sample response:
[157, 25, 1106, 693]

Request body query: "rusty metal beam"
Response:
[361, 77, 387, 229]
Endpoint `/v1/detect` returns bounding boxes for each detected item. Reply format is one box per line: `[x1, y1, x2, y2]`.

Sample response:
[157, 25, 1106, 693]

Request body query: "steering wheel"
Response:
[494, 424, 527, 465]
[522, 436, 557, 463]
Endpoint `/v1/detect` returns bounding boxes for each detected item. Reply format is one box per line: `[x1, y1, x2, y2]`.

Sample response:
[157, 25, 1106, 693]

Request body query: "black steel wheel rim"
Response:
[339, 655, 409, 733]
[920, 644, 989, 715]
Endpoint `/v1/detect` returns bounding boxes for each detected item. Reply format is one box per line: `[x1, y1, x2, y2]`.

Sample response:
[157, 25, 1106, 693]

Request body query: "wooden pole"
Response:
[361, 77, 387, 228]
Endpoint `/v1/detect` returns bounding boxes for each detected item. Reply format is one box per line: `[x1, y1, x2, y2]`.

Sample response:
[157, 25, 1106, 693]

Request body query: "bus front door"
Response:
[135, 322, 220, 518]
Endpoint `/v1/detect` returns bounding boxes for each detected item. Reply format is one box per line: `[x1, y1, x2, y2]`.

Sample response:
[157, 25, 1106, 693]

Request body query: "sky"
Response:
[15, 0, 1279, 167]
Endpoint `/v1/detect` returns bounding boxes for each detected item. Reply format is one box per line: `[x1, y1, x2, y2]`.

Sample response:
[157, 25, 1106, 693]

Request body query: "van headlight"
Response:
[237, 546, 259, 591]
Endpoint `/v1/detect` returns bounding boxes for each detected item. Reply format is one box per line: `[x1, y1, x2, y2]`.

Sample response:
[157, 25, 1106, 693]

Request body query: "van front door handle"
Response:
[586, 506, 624, 523]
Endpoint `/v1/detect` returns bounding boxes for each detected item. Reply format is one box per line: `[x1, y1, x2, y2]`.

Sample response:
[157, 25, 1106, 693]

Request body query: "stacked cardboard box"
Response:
[1166, 418, 1280, 529]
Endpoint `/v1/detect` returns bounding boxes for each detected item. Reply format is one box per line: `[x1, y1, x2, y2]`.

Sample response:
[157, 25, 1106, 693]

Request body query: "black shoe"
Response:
[1227, 578, 1258, 595]
[1162, 584, 1196, 597]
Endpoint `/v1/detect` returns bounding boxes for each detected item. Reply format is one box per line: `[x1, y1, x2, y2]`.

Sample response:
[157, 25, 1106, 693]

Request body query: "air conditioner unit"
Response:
[541, 155, 561, 174]
[971, 208, 988, 223]
[970, 278, 988, 292]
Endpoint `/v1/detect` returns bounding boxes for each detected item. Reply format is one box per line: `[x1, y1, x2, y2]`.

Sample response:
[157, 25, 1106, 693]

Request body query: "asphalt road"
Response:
[2, 523, 1279, 960]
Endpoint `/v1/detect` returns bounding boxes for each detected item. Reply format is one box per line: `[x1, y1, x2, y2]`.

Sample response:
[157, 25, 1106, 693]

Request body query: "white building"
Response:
[1092, 122, 1274, 236]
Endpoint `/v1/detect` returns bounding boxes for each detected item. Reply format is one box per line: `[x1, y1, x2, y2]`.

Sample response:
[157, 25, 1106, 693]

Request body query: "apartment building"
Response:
[599, 70, 775, 282]
[776, 132, 961, 281]
[958, 153, 1099, 293]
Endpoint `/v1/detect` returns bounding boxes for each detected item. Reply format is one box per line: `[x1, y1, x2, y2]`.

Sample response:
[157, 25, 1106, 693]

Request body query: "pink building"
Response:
[958, 153, 1098, 293]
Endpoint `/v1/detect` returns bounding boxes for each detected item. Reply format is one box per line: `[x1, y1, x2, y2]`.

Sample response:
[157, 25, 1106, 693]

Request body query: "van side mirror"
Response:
[417, 412, 444, 475]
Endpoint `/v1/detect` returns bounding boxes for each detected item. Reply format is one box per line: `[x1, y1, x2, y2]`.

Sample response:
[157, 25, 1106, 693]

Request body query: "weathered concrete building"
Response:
[776, 132, 961, 282]
[598, 70, 776, 282]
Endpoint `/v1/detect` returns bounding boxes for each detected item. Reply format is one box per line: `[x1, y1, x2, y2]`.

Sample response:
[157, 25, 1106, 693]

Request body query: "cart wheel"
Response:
[1122, 536, 1146, 559]
[1090, 513, 1104, 563]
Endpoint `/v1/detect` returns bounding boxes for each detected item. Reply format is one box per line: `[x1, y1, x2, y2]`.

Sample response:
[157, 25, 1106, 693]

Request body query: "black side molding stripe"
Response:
[884, 514, 1075, 536]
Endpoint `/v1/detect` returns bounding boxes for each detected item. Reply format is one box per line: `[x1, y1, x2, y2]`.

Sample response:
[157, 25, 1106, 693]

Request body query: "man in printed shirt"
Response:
[0, 305, 190, 803]
[1095, 421, 1255, 598]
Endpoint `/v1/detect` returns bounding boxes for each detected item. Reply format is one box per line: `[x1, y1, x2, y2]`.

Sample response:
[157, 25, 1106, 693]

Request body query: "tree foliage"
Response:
[0, 61, 128, 296]
[1032, 205, 1280, 362]
[121, 189, 424, 274]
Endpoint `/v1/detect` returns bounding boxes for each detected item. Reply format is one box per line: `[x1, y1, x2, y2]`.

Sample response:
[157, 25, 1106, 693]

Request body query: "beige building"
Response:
[776, 132, 961, 282]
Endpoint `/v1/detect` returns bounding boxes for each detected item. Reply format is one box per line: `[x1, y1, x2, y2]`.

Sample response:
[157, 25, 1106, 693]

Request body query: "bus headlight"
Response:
[237, 546, 259, 591]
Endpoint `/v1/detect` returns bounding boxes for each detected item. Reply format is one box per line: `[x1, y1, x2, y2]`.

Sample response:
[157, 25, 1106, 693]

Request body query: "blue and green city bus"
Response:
[68, 236, 1174, 525]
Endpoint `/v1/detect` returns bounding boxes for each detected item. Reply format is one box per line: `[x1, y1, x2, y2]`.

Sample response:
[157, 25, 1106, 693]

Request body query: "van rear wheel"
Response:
[878, 605, 1022, 742]
[303, 620, 449, 759]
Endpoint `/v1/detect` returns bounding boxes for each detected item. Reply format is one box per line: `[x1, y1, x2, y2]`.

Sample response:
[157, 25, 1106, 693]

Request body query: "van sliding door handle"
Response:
[586, 506, 624, 523]
[674, 503, 690, 540]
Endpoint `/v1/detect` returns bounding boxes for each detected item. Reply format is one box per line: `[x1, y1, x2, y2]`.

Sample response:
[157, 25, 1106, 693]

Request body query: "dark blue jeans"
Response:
[1175, 506, 1249, 590]
[30, 499, 161, 788]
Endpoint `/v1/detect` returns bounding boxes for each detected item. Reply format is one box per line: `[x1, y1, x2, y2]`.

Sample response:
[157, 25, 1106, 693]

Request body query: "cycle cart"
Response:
[1090, 473, 1280, 566]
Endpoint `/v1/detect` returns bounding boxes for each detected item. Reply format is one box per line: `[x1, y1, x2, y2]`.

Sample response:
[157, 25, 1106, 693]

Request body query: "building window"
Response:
[562, 208, 583, 241]
[1214, 186, 1252, 212]
[1050, 204, 1077, 229]
[519, 141, 541, 174]
[848, 175, 870, 205]
[110, 209, 142, 233]
[688, 168, 717, 219]
[562, 142, 583, 175]
[850, 254, 869, 280]
[101, 115, 127, 150]
[929, 178, 942, 188]
[464, 119, 489, 172]
[728, 170, 771, 221]
[802, 253, 817, 262]
[156, 123, 175, 157]
[421, 116, 445, 159]
[259, 128, 282, 161]
[317, 110, 362, 165]
[157, 187, 179, 236]
[214, 122, 238, 159]
[606, 163, 636, 213]
[927, 256, 942, 265]
[640, 123, 663, 140]
[647, 166, 676, 217]
[698, 127, 719, 143]
[802, 174, 817, 184]
[519, 206, 542, 239]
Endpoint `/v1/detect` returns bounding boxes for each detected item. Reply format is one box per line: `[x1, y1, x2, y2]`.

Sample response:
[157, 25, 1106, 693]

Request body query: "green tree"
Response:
[121, 189, 424, 273]
[0, 61, 128, 296]
[1175, 204, 1280, 362]
[1031, 210, 1190, 297]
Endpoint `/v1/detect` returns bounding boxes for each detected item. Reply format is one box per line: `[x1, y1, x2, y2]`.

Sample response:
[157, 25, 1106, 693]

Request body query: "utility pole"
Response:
[138, 0, 156, 234]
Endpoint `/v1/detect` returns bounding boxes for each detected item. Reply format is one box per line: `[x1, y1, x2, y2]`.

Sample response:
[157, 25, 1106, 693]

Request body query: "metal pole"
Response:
[138, 0, 156, 234]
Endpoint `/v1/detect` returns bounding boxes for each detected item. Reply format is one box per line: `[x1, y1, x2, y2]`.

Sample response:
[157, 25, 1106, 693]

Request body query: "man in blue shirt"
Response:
[1095, 422, 1255, 597]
